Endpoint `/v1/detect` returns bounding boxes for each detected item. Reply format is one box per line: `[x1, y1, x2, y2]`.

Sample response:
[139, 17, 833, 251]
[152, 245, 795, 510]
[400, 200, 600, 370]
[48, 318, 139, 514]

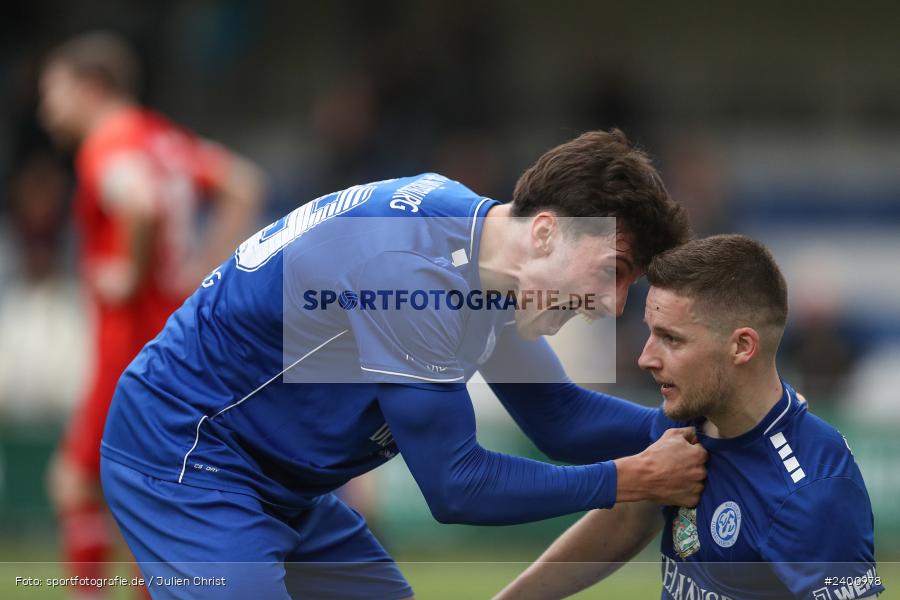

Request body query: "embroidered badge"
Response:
[673, 506, 700, 559]
[710, 501, 742, 548]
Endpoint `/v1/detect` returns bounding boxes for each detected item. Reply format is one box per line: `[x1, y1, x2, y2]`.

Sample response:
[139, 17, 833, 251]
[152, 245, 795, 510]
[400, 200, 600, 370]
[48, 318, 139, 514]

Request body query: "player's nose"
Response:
[638, 338, 660, 371]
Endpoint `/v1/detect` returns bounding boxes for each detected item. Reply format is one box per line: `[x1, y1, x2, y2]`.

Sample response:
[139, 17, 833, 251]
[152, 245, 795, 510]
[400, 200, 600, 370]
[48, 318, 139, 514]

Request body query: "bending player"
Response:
[495, 235, 883, 600]
[38, 31, 265, 597]
[101, 129, 706, 599]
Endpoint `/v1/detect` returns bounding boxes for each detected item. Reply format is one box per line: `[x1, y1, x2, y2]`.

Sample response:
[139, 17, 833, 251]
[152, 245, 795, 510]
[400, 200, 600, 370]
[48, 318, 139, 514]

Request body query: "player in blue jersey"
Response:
[100, 130, 707, 599]
[495, 234, 883, 600]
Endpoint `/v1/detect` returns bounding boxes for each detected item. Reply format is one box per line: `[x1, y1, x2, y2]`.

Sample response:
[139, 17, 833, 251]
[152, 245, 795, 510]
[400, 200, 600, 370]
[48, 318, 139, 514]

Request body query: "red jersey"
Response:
[65, 106, 231, 475]
[74, 106, 229, 339]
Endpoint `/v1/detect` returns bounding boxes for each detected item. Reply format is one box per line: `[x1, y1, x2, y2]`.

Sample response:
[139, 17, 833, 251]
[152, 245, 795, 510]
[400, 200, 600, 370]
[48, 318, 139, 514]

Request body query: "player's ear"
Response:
[730, 327, 759, 366]
[530, 212, 557, 255]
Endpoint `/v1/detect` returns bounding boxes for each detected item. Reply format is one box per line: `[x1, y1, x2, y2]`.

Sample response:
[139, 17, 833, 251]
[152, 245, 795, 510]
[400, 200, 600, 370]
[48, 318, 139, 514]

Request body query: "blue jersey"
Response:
[102, 174, 509, 508]
[653, 383, 883, 599]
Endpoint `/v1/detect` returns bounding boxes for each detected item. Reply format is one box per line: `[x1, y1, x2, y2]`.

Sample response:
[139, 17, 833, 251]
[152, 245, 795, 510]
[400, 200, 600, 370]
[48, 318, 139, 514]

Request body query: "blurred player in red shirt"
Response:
[38, 31, 265, 596]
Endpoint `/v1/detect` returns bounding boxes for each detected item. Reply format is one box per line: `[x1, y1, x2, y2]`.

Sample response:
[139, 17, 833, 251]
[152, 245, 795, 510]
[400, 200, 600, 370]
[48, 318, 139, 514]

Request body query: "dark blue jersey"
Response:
[102, 174, 507, 504]
[653, 383, 883, 599]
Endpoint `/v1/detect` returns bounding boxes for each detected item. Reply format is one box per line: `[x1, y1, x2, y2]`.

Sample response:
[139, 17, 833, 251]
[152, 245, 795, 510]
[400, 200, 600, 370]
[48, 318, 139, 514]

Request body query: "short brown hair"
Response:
[46, 31, 140, 98]
[510, 129, 691, 269]
[647, 234, 788, 341]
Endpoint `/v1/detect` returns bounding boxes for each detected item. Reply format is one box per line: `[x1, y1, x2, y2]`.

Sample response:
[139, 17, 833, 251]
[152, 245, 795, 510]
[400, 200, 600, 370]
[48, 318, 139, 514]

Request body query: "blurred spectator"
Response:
[310, 72, 389, 191]
[570, 60, 646, 141]
[0, 152, 88, 421]
[662, 131, 734, 237]
[780, 312, 858, 415]
[842, 343, 900, 423]
[433, 131, 505, 199]
[779, 251, 860, 414]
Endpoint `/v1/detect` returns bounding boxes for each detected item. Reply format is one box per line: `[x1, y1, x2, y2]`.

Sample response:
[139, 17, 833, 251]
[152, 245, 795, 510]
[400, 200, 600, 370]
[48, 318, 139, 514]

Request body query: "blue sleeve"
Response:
[760, 477, 884, 599]
[377, 383, 618, 525]
[479, 327, 658, 463]
[347, 252, 467, 386]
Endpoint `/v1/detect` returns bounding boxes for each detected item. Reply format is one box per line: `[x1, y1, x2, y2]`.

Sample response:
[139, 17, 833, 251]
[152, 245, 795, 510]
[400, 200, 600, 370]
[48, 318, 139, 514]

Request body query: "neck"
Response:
[478, 203, 523, 292]
[82, 97, 131, 140]
[704, 363, 783, 439]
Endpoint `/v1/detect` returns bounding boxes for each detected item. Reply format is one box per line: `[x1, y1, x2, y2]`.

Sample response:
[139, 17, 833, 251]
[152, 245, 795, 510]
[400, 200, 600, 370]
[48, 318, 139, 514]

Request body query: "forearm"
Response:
[424, 436, 700, 523]
[492, 381, 657, 464]
[481, 334, 656, 464]
[382, 380, 705, 527]
[91, 216, 154, 305]
[196, 156, 265, 274]
[92, 156, 160, 304]
[494, 501, 661, 600]
[379, 384, 618, 525]
[426, 444, 617, 525]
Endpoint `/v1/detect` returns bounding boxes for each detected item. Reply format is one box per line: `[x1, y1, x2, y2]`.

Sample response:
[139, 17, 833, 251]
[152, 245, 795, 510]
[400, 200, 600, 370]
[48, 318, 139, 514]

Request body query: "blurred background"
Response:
[1, 0, 899, 596]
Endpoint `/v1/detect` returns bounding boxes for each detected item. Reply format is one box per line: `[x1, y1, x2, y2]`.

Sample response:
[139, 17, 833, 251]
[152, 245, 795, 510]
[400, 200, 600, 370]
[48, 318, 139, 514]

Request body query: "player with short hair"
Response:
[38, 31, 265, 597]
[495, 234, 883, 600]
[101, 129, 706, 599]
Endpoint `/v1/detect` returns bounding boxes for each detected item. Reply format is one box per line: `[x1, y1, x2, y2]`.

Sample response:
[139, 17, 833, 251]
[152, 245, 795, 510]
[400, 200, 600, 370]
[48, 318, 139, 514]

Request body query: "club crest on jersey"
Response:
[673, 507, 700, 559]
[711, 501, 741, 548]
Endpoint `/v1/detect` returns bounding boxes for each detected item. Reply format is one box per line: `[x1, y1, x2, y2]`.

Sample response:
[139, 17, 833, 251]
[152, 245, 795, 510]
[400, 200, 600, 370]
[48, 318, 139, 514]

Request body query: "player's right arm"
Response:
[179, 147, 264, 290]
[93, 152, 159, 305]
[480, 330, 659, 464]
[493, 501, 662, 600]
[378, 382, 705, 524]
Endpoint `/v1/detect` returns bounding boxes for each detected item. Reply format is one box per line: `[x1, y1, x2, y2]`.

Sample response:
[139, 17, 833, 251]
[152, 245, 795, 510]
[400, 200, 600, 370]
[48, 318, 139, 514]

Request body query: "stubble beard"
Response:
[664, 363, 733, 422]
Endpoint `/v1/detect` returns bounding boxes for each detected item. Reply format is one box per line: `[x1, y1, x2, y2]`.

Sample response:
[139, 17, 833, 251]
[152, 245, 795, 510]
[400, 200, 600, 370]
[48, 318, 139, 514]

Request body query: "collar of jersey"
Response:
[694, 380, 794, 452]
[462, 197, 501, 294]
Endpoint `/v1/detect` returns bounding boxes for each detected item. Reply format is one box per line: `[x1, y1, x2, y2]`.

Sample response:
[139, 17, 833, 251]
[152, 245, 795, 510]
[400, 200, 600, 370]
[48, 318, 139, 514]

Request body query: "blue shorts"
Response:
[101, 457, 412, 599]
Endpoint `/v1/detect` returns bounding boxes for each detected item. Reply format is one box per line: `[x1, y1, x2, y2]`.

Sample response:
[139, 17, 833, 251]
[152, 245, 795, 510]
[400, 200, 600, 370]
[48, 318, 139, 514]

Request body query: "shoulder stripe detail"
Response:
[769, 431, 787, 448]
[769, 427, 807, 484]
[178, 329, 349, 483]
[360, 366, 465, 383]
[783, 456, 800, 473]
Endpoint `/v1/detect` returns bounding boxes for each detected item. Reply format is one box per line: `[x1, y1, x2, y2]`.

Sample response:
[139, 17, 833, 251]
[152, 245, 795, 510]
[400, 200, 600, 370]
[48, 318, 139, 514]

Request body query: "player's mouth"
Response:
[657, 380, 677, 397]
[543, 311, 565, 334]
[545, 305, 579, 334]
